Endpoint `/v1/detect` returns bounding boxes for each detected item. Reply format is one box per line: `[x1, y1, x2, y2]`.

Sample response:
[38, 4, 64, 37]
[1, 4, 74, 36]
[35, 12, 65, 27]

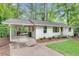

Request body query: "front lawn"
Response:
[47, 39, 79, 56]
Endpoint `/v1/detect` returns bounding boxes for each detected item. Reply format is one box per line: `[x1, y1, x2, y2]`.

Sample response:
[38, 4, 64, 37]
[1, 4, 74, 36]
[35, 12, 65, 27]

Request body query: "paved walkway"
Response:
[0, 45, 10, 56]
[10, 43, 64, 56]
[0, 39, 66, 56]
[0, 39, 10, 56]
[0, 39, 68, 56]
[10, 45, 63, 56]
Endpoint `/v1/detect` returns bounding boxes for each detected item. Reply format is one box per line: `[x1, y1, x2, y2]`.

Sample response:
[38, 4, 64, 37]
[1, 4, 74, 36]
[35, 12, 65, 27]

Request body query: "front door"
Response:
[28, 32, 32, 37]
[28, 26, 34, 37]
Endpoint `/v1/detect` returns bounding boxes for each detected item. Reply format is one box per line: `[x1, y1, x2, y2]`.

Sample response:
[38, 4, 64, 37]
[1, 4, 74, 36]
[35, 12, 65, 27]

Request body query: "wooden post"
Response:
[9, 24, 12, 41]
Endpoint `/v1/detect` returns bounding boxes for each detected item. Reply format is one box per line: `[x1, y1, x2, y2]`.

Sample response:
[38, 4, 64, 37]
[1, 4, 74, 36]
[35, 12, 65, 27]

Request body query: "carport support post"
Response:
[9, 24, 12, 41]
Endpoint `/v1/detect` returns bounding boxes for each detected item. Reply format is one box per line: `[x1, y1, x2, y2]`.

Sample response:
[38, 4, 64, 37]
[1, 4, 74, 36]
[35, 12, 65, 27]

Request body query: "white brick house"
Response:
[3, 18, 74, 42]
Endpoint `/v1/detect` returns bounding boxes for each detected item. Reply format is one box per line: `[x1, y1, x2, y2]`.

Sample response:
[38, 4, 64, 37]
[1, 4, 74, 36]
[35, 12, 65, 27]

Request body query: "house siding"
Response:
[67, 28, 74, 36]
[35, 26, 74, 39]
[62, 27, 74, 36]
[63, 27, 68, 36]
[35, 26, 61, 39]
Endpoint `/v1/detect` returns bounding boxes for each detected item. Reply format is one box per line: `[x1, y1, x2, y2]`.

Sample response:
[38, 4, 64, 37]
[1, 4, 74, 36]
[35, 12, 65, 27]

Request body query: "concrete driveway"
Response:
[10, 43, 63, 56]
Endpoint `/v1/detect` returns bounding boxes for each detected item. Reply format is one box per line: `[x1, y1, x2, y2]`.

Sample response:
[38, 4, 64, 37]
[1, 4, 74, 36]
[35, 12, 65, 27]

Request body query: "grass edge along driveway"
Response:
[47, 39, 79, 56]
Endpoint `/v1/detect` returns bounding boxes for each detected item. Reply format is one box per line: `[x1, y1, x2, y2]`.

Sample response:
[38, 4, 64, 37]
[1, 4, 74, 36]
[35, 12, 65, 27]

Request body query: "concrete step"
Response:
[25, 38, 37, 47]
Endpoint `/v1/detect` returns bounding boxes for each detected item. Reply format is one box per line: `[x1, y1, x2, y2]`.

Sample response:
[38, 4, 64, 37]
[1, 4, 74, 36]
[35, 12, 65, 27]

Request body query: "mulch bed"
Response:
[72, 36, 79, 40]
[37, 38, 67, 43]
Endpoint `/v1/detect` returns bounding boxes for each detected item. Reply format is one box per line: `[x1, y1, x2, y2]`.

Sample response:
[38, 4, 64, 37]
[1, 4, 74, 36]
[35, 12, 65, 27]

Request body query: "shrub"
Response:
[52, 36, 55, 38]
[48, 37, 52, 40]
[42, 37, 46, 39]
[0, 25, 9, 38]
[39, 38, 43, 40]
[55, 35, 64, 39]
[57, 35, 62, 39]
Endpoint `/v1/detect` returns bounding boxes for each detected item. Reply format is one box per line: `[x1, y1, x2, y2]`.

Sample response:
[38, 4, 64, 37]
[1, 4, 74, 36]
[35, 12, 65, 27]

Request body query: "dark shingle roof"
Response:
[3, 18, 69, 27]
[30, 20, 66, 27]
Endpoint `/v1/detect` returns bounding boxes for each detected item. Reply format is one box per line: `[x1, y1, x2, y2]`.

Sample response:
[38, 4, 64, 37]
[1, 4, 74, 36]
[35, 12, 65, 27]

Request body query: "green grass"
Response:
[47, 39, 79, 56]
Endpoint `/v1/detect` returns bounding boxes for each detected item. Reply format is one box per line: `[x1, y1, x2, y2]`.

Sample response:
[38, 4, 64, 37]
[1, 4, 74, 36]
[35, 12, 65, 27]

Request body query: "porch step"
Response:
[11, 36, 37, 47]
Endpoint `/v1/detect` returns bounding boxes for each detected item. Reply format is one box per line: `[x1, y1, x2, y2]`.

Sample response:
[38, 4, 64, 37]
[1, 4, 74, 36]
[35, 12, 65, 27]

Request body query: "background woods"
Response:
[0, 3, 79, 38]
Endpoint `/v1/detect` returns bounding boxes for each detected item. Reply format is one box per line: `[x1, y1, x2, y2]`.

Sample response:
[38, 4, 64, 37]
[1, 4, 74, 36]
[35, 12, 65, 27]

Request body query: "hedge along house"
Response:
[3, 18, 74, 42]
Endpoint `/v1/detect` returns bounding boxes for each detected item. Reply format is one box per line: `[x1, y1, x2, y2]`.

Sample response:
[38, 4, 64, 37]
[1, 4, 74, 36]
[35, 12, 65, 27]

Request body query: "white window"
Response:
[43, 26, 47, 33]
[53, 27, 59, 32]
[69, 27, 71, 32]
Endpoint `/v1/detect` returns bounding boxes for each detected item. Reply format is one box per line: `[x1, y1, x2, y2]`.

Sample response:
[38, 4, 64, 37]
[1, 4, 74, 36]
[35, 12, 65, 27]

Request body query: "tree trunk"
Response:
[44, 3, 48, 21]
[30, 3, 34, 20]
[33, 4, 36, 20]
[65, 4, 70, 25]
[17, 3, 19, 18]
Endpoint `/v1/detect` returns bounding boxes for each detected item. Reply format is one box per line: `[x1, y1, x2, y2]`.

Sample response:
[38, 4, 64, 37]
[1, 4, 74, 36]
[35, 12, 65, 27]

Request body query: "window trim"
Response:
[69, 27, 71, 32]
[43, 26, 47, 33]
[53, 27, 59, 32]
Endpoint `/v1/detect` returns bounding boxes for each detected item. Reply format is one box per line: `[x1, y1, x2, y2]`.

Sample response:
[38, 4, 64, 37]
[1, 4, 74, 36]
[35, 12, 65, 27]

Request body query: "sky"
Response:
[19, 3, 53, 10]
[14, 3, 66, 23]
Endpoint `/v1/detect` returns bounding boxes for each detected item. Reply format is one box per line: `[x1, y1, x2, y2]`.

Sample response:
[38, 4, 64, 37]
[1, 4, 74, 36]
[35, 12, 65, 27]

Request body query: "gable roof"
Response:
[3, 18, 33, 26]
[3, 18, 70, 27]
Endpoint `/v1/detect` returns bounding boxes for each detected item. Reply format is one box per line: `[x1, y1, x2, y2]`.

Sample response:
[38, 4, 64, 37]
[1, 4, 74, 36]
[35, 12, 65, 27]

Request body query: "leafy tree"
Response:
[0, 3, 22, 23]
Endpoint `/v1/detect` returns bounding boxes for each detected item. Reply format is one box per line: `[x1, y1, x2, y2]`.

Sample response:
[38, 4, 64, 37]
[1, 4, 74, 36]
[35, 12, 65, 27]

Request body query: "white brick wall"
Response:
[35, 26, 60, 39]
[35, 26, 74, 39]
